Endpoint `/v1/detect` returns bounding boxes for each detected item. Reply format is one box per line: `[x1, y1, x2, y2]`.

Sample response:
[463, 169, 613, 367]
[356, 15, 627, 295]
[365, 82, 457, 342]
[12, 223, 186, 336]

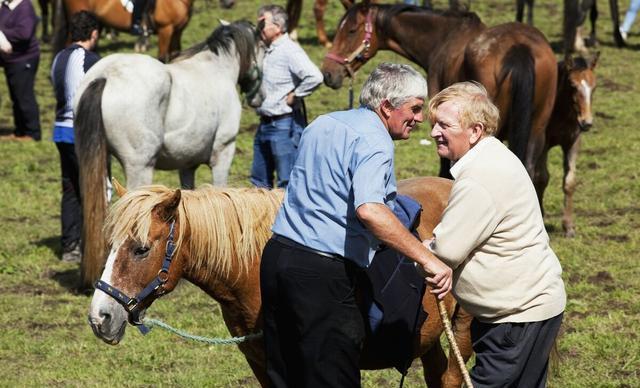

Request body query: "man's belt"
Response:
[271, 234, 344, 262]
[260, 113, 292, 124]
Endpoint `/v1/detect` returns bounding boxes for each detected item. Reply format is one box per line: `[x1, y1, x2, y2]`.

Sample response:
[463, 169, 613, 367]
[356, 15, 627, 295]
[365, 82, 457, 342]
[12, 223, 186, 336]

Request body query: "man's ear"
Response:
[469, 122, 484, 144]
[380, 100, 394, 118]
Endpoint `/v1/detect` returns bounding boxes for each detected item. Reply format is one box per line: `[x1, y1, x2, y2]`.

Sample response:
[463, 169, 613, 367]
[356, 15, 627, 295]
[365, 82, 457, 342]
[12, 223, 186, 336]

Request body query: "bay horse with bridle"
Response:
[73, 20, 265, 290]
[88, 177, 473, 387]
[52, 0, 194, 61]
[322, 3, 557, 194]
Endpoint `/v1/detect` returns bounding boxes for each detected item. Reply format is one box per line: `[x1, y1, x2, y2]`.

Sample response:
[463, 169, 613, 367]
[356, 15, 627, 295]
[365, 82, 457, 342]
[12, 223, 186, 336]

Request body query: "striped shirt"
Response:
[256, 33, 323, 117]
[51, 44, 100, 142]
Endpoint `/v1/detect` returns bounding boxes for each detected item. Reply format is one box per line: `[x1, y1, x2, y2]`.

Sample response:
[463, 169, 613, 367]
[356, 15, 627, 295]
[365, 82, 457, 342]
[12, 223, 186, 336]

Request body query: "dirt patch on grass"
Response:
[587, 271, 614, 285]
[0, 283, 64, 297]
[601, 234, 630, 243]
[599, 77, 633, 92]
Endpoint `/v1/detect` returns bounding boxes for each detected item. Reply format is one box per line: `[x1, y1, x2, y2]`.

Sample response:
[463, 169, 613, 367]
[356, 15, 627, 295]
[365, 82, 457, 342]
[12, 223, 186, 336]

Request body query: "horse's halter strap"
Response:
[324, 8, 374, 78]
[94, 220, 177, 335]
[241, 64, 263, 102]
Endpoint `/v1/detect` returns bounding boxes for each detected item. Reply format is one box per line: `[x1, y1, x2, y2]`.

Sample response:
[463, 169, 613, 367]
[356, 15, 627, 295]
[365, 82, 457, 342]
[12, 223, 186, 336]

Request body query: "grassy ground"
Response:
[0, 0, 639, 386]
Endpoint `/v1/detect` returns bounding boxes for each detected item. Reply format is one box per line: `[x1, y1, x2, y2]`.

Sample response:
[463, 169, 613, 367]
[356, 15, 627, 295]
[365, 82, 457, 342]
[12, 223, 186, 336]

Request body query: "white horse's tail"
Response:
[75, 78, 109, 290]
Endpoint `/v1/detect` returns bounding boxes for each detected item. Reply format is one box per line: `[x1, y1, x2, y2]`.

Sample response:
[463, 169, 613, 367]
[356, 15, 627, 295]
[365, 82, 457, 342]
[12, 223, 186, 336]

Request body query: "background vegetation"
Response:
[0, 0, 638, 386]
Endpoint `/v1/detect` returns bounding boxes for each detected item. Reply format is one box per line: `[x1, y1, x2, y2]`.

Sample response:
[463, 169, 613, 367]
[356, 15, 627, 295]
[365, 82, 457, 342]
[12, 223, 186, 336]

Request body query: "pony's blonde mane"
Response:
[105, 185, 284, 281]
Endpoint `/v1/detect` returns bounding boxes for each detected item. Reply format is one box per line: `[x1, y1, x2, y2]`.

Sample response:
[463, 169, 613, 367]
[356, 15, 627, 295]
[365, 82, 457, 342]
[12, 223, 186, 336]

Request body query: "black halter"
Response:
[94, 220, 177, 335]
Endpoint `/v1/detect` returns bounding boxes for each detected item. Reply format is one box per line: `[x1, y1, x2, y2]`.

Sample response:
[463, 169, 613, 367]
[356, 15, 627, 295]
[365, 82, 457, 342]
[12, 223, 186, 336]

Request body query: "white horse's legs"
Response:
[210, 141, 236, 186]
[123, 164, 155, 189]
[179, 167, 197, 189]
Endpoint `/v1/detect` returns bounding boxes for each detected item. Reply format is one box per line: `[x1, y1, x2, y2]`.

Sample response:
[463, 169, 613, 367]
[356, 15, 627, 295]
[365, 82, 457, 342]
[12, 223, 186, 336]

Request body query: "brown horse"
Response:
[88, 177, 473, 387]
[539, 53, 598, 237]
[286, 0, 354, 47]
[52, 0, 194, 61]
[322, 3, 557, 192]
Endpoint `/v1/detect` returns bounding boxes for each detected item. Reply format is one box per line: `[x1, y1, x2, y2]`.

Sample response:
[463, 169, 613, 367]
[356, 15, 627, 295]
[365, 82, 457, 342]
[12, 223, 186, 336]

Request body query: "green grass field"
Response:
[0, 0, 639, 386]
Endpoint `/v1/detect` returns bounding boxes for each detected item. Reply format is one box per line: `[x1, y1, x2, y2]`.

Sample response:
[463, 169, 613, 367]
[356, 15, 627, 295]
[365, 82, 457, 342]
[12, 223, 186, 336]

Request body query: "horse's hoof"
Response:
[563, 228, 576, 238]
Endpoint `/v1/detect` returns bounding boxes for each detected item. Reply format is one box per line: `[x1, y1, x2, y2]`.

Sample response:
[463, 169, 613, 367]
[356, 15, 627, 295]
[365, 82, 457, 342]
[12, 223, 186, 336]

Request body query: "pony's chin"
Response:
[91, 320, 127, 345]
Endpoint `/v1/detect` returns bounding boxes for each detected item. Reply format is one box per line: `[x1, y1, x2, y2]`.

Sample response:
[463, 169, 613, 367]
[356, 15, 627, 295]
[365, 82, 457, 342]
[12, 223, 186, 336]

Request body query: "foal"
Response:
[537, 53, 599, 237]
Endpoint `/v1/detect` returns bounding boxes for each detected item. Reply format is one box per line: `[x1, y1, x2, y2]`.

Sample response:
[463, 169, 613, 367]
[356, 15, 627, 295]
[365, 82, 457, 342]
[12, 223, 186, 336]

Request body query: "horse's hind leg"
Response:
[179, 167, 197, 190]
[313, 0, 330, 47]
[562, 136, 581, 237]
[420, 340, 448, 388]
[441, 305, 473, 388]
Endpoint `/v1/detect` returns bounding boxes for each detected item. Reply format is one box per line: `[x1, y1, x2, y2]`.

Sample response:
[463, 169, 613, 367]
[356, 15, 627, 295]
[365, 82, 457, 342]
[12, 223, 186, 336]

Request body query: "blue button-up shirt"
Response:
[256, 33, 323, 117]
[272, 107, 397, 267]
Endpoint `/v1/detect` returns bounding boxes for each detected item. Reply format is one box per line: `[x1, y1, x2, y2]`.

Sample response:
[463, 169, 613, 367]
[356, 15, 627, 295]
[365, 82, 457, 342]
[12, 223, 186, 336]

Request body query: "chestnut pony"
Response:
[88, 177, 473, 387]
[52, 0, 194, 61]
[286, 0, 354, 47]
[322, 3, 557, 201]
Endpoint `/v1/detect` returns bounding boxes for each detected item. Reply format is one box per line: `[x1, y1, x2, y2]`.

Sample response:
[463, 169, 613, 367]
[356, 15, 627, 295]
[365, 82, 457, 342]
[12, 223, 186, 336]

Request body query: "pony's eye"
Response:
[133, 246, 150, 259]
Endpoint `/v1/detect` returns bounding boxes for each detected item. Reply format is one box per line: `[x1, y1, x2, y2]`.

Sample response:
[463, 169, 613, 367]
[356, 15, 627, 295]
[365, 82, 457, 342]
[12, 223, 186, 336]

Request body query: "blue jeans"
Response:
[622, 0, 640, 33]
[251, 116, 301, 188]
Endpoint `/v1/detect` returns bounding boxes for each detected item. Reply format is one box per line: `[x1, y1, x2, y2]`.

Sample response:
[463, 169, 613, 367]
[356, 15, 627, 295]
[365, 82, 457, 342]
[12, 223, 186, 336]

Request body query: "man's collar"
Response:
[268, 33, 288, 49]
[449, 136, 494, 179]
[3, 0, 24, 10]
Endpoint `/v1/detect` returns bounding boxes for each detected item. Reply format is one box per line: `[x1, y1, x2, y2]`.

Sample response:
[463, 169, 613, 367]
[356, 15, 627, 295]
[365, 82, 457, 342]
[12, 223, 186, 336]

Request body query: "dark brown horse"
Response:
[52, 0, 194, 61]
[88, 177, 473, 387]
[539, 53, 598, 237]
[322, 3, 557, 184]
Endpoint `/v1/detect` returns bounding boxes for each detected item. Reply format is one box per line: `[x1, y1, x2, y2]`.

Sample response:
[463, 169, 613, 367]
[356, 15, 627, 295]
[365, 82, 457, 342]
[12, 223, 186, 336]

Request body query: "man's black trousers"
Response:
[260, 237, 365, 388]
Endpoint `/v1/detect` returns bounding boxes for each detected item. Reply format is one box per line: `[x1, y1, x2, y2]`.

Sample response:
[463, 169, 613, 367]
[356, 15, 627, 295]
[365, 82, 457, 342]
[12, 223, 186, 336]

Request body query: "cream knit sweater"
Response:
[431, 136, 566, 323]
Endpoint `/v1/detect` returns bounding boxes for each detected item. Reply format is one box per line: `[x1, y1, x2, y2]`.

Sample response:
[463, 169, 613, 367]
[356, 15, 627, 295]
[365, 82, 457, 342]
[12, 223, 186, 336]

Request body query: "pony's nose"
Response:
[579, 121, 592, 132]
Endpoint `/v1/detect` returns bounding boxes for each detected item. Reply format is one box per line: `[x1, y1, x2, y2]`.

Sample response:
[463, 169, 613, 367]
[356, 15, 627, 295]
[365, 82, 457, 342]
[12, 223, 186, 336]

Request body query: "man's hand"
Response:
[422, 257, 452, 300]
[286, 91, 296, 106]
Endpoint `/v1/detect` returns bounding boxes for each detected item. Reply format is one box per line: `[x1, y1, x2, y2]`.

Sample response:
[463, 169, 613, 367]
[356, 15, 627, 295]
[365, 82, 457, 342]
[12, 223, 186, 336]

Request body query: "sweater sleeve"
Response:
[430, 178, 500, 269]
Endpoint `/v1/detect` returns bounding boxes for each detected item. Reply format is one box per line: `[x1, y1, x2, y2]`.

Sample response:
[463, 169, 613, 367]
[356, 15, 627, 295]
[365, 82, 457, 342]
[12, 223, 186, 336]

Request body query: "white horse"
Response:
[73, 20, 265, 289]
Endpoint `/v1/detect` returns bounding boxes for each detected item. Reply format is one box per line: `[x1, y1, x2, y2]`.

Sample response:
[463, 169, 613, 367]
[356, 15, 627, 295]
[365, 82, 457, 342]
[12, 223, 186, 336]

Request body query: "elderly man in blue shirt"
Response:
[251, 4, 323, 189]
[260, 63, 453, 387]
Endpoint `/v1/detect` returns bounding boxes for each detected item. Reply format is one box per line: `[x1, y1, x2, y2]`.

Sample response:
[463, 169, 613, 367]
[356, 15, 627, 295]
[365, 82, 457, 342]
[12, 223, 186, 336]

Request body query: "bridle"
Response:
[94, 220, 177, 335]
[324, 8, 374, 79]
[240, 63, 263, 103]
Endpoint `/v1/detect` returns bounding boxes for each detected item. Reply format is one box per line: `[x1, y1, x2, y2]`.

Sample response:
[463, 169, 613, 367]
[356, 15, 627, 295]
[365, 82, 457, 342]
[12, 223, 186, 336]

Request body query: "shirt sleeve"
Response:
[288, 45, 323, 98]
[351, 138, 393, 209]
[430, 178, 500, 269]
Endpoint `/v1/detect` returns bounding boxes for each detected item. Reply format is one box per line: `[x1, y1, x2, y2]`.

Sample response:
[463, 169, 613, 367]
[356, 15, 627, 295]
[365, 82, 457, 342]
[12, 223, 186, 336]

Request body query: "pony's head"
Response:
[88, 182, 283, 344]
[322, 3, 381, 89]
[563, 51, 599, 132]
[88, 184, 184, 344]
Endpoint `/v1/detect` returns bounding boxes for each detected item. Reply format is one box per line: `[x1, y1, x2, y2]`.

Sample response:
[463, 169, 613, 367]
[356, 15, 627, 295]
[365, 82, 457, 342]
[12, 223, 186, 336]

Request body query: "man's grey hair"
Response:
[360, 63, 427, 110]
[258, 5, 288, 32]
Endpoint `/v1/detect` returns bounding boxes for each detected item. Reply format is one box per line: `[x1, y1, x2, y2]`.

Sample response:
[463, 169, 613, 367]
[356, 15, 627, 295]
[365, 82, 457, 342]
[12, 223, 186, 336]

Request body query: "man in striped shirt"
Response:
[50, 11, 100, 263]
[251, 4, 323, 189]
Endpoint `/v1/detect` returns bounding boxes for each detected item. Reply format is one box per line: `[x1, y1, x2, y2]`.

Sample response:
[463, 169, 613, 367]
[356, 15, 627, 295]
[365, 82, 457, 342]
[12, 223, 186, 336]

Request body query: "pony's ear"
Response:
[219, 19, 231, 26]
[563, 55, 574, 72]
[112, 178, 127, 198]
[156, 190, 181, 222]
[590, 51, 600, 69]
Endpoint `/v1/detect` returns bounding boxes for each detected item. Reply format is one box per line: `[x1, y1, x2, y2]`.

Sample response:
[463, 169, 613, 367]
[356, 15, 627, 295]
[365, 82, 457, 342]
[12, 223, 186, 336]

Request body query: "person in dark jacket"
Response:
[0, 0, 41, 141]
[50, 11, 100, 263]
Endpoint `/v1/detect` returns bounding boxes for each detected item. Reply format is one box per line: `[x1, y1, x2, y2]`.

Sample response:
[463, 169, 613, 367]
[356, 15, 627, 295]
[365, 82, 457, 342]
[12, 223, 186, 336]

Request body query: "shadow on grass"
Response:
[50, 268, 94, 296]
[35, 235, 61, 256]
